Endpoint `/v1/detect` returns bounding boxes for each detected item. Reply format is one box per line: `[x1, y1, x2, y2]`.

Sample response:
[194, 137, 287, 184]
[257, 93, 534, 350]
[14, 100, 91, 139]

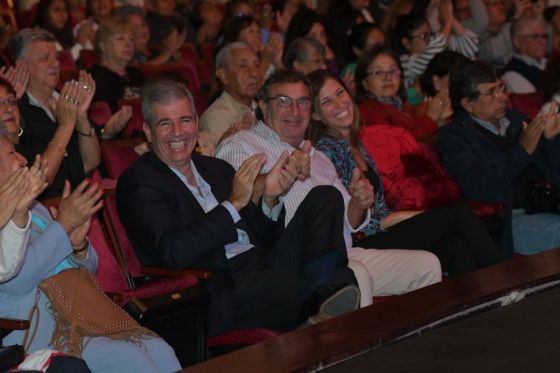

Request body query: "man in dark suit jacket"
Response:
[439, 61, 560, 257]
[117, 75, 357, 335]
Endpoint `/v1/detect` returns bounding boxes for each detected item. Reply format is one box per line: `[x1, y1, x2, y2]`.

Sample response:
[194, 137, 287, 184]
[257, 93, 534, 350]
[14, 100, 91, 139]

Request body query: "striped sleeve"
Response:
[401, 33, 447, 87]
[216, 137, 255, 171]
[449, 28, 479, 58]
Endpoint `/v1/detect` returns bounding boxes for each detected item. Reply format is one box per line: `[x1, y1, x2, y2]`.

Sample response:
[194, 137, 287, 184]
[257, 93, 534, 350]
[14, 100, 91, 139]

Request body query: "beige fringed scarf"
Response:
[39, 268, 157, 357]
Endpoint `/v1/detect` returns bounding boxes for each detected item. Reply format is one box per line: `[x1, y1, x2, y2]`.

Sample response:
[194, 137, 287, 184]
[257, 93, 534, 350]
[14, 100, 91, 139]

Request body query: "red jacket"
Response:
[358, 97, 438, 144]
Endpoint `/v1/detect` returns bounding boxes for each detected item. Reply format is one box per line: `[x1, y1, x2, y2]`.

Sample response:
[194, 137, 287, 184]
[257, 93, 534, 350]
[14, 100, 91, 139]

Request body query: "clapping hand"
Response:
[229, 154, 266, 211]
[15, 154, 48, 214]
[52, 179, 103, 247]
[0, 168, 28, 228]
[263, 150, 298, 207]
[76, 70, 96, 119]
[0, 60, 29, 99]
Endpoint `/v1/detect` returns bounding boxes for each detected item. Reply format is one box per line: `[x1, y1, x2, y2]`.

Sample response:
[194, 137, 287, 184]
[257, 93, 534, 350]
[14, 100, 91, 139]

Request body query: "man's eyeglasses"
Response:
[519, 33, 549, 41]
[265, 95, 313, 109]
[0, 98, 17, 106]
[411, 32, 432, 42]
[367, 68, 401, 80]
[478, 84, 508, 99]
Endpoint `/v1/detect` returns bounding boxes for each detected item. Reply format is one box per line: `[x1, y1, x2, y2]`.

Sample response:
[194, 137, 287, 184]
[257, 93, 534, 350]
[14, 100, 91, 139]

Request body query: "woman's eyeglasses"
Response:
[367, 68, 401, 80]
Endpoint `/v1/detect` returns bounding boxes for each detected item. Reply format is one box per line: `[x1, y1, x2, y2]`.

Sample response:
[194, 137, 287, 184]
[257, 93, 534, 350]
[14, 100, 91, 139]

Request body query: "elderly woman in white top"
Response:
[0, 124, 48, 281]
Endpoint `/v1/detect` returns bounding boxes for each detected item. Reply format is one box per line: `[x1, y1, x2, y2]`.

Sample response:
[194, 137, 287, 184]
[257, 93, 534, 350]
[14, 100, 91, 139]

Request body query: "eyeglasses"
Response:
[411, 32, 432, 42]
[367, 67, 401, 80]
[265, 95, 313, 109]
[0, 98, 17, 106]
[519, 33, 549, 41]
[478, 83, 508, 99]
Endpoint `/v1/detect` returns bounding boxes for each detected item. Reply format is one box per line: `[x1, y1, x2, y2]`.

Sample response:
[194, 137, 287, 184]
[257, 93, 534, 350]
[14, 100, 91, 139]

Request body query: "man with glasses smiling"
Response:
[503, 15, 548, 94]
[218, 69, 443, 300]
[440, 60, 560, 256]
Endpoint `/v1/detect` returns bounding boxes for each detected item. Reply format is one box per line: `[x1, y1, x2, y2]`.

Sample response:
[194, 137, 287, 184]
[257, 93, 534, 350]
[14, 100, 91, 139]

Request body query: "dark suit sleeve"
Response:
[117, 167, 240, 270]
[438, 124, 532, 202]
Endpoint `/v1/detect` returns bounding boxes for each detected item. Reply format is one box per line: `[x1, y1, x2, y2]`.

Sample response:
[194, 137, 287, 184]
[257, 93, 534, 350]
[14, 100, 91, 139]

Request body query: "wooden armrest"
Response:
[141, 266, 213, 280]
[0, 318, 29, 330]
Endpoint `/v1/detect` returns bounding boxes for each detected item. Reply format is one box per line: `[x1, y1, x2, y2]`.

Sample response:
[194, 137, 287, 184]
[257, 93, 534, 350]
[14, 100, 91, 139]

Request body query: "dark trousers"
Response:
[228, 186, 353, 330]
[354, 202, 506, 276]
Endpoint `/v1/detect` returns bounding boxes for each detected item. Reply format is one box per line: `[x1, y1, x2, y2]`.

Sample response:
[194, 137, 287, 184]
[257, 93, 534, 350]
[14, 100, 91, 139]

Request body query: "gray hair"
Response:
[142, 74, 197, 128]
[511, 15, 546, 40]
[10, 28, 56, 61]
[215, 41, 254, 68]
[282, 37, 325, 70]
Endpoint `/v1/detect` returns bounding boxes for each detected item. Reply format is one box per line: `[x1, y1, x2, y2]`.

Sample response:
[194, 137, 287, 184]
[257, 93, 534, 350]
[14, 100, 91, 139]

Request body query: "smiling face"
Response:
[313, 78, 354, 135]
[260, 81, 311, 148]
[0, 86, 21, 144]
[144, 97, 198, 171]
[22, 40, 60, 92]
[363, 53, 401, 98]
[0, 136, 27, 185]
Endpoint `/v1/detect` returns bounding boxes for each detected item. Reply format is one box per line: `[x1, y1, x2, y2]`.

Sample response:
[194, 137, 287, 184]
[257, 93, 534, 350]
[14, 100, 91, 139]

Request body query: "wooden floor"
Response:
[183, 248, 560, 373]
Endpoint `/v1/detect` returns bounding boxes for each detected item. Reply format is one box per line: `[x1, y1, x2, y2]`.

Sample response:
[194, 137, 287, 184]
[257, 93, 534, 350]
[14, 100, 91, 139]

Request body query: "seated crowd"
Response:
[1, 0, 560, 371]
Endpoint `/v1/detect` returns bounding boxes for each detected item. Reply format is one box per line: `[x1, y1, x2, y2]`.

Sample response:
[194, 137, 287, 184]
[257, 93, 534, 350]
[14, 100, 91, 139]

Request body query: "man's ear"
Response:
[216, 67, 228, 86]
[311, 111, 321, 121]
[143, 122, 152, 142]
[460, 97, 474, 113]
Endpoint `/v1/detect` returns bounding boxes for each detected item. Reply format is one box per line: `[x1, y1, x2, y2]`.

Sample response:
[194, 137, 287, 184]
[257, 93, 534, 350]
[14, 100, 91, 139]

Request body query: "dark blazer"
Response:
[438, 109, 560, 254]
[116, 151, 284, 334]
[116, 151, 281, 272]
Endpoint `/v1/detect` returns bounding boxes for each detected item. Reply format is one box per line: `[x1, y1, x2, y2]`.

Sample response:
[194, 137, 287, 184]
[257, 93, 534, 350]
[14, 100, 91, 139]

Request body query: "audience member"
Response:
[340, 22, 386, 78]
[0, 127, 47, 281]
[36, 0, 95, 61]
[12, 28, 101, 199]
[283, 37, 327, 74]
[503, 15, 548, 94]
[90, 17, 145, 113]
[476, 0, 513, 70]
[544, 6, 560, 59]
[306, 69, 504, 276]
[284, 7, 338, 73]
[217, 69, 444, 292]
[145, 0, 192, 52]
[356, 47, 450, 143]
[199, 42, 260, 141]
[439, 61, 560, 255]
[114, 5, 186, 66]
[0, 134, 181, 373]
[117, 75, 360, 336]
[326, 0, 375, 67]
[221, 15, 283, 80]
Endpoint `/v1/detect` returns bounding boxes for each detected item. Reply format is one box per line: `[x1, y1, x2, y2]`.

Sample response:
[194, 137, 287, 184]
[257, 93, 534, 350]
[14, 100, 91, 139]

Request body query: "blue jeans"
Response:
[512, 209, 560, 255]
